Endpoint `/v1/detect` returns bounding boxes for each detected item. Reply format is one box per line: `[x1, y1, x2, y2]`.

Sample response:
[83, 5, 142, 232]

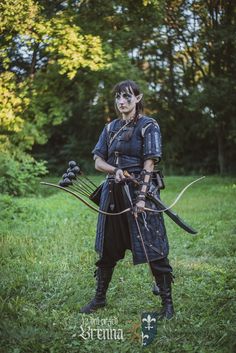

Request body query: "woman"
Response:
[80, 80, 174, 319]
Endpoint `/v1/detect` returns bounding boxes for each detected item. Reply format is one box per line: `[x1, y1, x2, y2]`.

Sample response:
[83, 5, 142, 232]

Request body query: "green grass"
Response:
[0, 176, 236, 353]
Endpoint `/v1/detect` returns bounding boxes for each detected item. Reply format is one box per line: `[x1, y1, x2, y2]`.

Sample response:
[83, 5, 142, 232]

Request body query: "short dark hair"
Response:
[112, 80, 144, 120]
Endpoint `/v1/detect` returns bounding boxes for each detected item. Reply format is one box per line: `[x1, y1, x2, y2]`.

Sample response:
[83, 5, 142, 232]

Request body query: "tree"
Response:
[158, 0, 236, 174]
[1, 0, 235, 180]
[0, 0, 106, 192]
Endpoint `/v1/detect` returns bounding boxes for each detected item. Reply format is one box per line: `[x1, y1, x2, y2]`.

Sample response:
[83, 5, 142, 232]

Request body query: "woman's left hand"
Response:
[136, 200, 145, 213]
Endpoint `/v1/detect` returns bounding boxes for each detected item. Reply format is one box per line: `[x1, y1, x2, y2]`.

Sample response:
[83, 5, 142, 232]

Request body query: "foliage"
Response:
[0, 151, 47, 196]
[0, 72, 26, 149]
[0, 0, 236, 179]
[0, 0, 106, 193]
[46, 12, 104, 80]
[0, 72, 28, 135]
[0, 176, 235, 352]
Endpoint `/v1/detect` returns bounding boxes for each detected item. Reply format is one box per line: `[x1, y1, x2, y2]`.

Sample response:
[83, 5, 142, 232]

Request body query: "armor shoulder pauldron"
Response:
[141, 118, 160, 137]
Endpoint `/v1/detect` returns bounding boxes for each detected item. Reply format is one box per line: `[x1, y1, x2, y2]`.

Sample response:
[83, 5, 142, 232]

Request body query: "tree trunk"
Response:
[216, 127, 225, 176]
[30, 44, 39, 78]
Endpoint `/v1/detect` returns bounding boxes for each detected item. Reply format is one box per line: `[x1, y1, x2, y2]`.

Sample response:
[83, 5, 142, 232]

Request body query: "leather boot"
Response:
[80, 267, 114, 314]
[152, 282, 160, 296]
[154, 272, 174, 320]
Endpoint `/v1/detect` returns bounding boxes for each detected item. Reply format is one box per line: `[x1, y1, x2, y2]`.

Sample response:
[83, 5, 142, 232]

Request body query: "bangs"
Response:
[113, 80, 140, 96]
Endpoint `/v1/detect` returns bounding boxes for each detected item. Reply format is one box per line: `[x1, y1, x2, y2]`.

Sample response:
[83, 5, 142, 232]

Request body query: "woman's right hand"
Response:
[114, 168, 125, 183]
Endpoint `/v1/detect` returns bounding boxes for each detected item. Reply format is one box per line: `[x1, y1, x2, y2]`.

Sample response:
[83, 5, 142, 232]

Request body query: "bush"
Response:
[0, 151, 48, 196]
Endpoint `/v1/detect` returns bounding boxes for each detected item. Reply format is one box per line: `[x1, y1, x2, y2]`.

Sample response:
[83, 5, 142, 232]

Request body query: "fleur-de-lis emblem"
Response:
[141, 312, 158, 347]
[141, 332, 149, 346]
[142, 314, 156, 330]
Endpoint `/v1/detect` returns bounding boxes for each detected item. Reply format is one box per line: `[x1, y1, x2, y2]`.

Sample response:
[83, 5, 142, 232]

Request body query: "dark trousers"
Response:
[96, 245, 173, 274]
[96, 182, 173, 275]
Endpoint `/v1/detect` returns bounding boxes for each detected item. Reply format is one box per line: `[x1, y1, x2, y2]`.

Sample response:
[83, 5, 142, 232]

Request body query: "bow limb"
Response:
[41, 176, 205, 216]
[40, 182, 131, 216]
[143, 176, 205, 213]
[160, 176, 205, 211]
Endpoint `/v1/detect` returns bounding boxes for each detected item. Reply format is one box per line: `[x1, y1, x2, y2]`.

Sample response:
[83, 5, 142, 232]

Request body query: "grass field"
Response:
[1, 176, 236, 353]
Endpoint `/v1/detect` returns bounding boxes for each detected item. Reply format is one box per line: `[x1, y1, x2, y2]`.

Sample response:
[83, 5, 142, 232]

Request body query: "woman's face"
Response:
[115, 88, 139, 115]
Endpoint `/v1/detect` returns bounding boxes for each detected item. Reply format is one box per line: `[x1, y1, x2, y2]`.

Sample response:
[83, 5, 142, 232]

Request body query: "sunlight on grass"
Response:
[0, 176, 236, 353]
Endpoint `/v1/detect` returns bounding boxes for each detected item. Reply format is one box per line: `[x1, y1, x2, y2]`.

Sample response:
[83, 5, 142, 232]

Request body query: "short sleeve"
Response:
[143, 122, 162, 161]
[92, 125, 108, 160]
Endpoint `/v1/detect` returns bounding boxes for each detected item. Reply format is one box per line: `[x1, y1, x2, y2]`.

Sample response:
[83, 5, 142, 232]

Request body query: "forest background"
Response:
[1, 2, 236, 353]
[0, 0, 236, 196]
